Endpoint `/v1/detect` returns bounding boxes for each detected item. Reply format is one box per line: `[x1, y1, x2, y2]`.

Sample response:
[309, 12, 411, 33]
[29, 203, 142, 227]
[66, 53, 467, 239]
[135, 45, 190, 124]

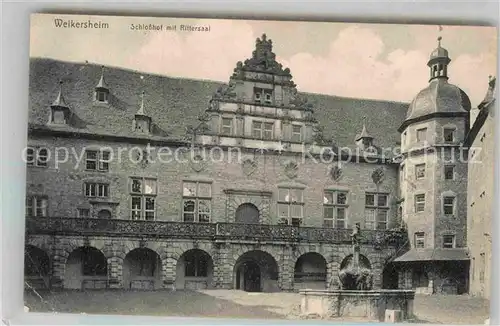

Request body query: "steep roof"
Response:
[29, 58, 408, 149]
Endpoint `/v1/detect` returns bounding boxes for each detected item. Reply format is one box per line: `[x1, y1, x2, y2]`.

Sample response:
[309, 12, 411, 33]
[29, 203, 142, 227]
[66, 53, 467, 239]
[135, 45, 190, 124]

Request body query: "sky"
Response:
[30, 14, 497, 107]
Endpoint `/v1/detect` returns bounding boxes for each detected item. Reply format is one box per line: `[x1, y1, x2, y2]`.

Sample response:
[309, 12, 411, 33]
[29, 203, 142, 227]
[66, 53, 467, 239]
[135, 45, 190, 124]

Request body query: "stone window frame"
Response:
[220, 116, 234, 136]
[26, 195, 48, 217]
[323, 189, 349, 229]
[443, 196, 455, 216]
[444, 165, 455, 180]
[443, 126, 456, 143]
[85, 149, 110, 172]
[415, 163, 426, 180]
[442, 234, 456, 249]
[416, 127, 427, 143]
[130, 177, 157, 221]
[182, 180, 212, 223]
[414, 193, 425, 213]
[84, 182, 110, 198]
[291, 124, 303, 143]
[26, 146, 49, 168]
[414, 232, 425, 248]
[277, 186, 304, 226]
[364, 192, 389, 230]
[252, 120, 274, 140]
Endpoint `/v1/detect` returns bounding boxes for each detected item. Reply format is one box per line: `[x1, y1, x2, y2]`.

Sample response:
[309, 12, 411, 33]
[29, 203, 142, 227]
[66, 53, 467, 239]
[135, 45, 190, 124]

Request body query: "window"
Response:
[278, 187, 304, 226]
[26, 196, 48, 217]
[415, 194, 425, 212]
[442, 235, 455, 248]
[84, 182, 109, 198]
[443, 128, 455, 142]
[254, 87, 262, 103]
[416, 128, 427, 142]
[323, 191, 348, 228]
[415, 164, 426, 179]
[130, 178, 157, 221]
[443, 196, 455, 215]
[221, 118, 233, 135]
[252, 121, 273, 139]
[85, 150, 110, 171]
[264, 91, 272, 104]
[182, 181, 211, 223]
[96, 90, 109, 103]
[291, 125, 303, 142]
[414, 232, 425, 248]
[444, 165, 455, 180]
[77, 208, 90, 218]
[26, 147, 49, 167]
[364, 193, 389, 230]
[402, 131, 407, 145]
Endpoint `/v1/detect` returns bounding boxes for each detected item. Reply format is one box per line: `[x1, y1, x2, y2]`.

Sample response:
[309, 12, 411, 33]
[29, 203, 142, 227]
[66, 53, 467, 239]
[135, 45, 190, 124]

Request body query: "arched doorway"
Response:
[176, 249, 214, 290]
[64, 246, 108, 289]
[233, 250, 279, 292]
[97, 209, 111, 219]
[235, 203, 260, 224]
[24, 245, 51, 289]
[294, 253, 327, 290]
[123, 248, 161, 290]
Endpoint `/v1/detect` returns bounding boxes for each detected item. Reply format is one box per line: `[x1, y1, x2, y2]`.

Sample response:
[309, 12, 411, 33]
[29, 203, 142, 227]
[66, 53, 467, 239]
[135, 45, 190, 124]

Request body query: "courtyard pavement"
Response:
[24, 289, 490, 324]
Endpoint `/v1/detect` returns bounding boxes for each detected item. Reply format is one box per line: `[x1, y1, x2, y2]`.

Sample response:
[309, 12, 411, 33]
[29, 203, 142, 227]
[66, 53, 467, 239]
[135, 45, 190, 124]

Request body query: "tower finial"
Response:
[136, 91, 147, 116]
[52, 80, 68, 107]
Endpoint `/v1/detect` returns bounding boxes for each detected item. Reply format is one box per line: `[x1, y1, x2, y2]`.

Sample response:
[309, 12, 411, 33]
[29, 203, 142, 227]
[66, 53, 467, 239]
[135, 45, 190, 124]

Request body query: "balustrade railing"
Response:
[25, 217, 404, 246]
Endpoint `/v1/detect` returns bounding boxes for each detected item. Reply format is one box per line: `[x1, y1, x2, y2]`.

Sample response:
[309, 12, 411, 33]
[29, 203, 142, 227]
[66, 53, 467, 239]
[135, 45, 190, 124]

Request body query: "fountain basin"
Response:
[299, 289, 415, 321]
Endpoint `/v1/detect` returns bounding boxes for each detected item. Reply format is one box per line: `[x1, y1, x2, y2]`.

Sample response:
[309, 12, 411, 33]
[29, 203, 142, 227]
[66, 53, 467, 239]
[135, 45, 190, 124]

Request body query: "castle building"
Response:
[23, 34, 489, 295]
[466, 76, 496, 299]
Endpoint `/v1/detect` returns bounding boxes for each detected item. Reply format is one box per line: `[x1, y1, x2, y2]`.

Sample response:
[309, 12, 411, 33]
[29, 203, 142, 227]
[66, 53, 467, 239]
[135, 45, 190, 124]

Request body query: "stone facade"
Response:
[466, 77, 496, 299]
[24, 34, 493, 296]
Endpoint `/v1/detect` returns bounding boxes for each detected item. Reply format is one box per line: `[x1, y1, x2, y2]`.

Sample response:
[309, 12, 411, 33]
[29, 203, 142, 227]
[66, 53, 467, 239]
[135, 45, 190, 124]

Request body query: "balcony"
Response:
[25, 217, 405, 246]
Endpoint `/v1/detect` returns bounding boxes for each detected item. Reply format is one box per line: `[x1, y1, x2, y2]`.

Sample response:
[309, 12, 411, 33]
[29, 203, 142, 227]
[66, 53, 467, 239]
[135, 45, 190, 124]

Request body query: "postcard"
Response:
[25, 13, 495, 324]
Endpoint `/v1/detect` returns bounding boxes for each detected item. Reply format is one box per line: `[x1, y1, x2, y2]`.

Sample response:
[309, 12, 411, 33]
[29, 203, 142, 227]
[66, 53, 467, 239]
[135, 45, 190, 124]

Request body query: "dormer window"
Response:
[96, 89, 109, 103]
[51, 110, 67, 124]
[95, 66, 110, 103]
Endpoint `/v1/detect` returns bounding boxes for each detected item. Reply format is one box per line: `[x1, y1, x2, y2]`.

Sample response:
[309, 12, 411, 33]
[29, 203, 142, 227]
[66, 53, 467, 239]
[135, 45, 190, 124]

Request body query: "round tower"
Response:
[399, 36, 471, 251]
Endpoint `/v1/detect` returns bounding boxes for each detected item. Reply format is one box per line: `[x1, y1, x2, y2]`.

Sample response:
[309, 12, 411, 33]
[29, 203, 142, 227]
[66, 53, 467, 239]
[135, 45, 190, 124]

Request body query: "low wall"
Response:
[299, 289, 415, 321]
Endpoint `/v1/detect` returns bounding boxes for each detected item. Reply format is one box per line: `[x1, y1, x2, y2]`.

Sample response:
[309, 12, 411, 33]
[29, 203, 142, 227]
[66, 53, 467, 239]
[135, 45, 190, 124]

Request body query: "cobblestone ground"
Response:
[25, 289, 490, 324]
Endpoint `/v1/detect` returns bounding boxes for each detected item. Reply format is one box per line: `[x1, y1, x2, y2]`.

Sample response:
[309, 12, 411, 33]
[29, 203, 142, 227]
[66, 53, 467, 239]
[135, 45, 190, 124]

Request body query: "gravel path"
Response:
[25, 289, 490, 324]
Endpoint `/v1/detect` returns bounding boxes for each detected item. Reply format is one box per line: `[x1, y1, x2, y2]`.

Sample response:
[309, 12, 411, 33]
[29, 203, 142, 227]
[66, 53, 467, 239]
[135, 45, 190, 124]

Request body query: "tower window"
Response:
[415, 194, 425, 212]
[416, 128, 427, 142]
[443, 128, 455, 142]
[443, 196, 455, 215]
[444, 165, 455, 180]
[442, 235, 455, 248]
[414, 232, 425, 248]
[415, 164, 426, 180]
